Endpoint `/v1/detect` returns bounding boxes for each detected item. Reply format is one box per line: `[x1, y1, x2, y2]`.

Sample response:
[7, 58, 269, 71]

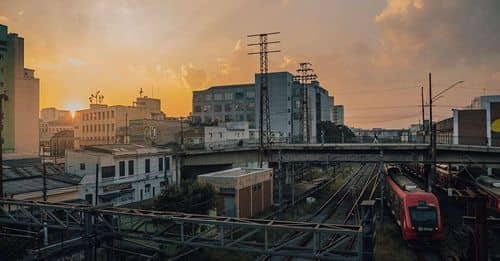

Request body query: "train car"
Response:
[385, 165, 443, 241]
[476, 175, 500, 213]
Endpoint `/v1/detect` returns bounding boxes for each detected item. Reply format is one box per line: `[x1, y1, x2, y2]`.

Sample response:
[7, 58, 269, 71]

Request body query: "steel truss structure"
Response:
[0, 199, 372, 260]
[248, 32, 280, 167]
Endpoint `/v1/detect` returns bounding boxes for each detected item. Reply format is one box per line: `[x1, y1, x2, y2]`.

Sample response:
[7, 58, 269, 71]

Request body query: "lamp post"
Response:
[427, 72, 464, 192]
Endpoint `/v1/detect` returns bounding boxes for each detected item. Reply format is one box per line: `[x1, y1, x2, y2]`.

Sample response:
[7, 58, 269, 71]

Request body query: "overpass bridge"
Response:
[181, 143, 500, 168]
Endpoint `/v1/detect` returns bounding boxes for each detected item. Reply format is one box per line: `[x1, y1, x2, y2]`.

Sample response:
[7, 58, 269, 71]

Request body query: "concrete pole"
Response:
[0, 92, 8, 198]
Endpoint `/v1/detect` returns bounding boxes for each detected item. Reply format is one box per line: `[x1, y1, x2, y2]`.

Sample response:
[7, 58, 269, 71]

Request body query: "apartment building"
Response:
[192, 71, 333, 144]
[0, 25, 39, 155]
[74, 96, 165, 148]
[192, 84, 256, 127]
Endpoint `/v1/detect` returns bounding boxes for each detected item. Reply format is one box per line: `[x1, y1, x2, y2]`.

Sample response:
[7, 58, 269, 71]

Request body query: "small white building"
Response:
[204, 122, 250, 150]
[65, 144, 175, 206]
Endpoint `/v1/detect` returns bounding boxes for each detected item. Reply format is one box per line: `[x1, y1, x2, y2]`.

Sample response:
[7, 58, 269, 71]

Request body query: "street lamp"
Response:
[427, 73, 464, 192]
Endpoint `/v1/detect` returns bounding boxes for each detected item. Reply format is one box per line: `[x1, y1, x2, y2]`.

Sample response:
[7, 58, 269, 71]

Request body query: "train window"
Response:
[409, 206, 437, 230]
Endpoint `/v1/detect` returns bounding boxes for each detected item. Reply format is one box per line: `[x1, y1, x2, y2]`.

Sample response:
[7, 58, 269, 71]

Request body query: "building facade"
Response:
[192, 71, 333, 144]
[197, 167, 273, 218]
[469, 95, 500, 146]
[65, 144, 174, 206]
[74, 96, 165, 148]
[192, 84, 256, 127]
[333, 105, 344, 125]
[122, 118, 182, 146]
[435, 95, 500, 147]
[0, 24, 39, 155]
[41, 107, 72, 123]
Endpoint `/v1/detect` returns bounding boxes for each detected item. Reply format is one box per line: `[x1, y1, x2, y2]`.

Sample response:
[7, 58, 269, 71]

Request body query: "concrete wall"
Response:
[1, 26, 39, 154]
[14, 69, 39, 154]
[457, 109, 487, 145]
[66, 149, 173, 206]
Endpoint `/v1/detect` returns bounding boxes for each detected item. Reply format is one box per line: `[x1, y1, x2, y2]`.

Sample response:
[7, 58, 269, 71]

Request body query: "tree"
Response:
[316, 121, 355, 143]
[154, 181, 216, 214]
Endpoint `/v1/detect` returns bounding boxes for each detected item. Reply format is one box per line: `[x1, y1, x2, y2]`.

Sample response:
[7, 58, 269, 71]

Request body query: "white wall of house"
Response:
[66, 149, 174, 206]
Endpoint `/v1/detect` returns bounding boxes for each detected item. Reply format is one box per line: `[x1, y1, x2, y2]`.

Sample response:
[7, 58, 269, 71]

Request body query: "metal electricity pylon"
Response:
[248, 32, 280, 167]
[294, 62, 317, 143]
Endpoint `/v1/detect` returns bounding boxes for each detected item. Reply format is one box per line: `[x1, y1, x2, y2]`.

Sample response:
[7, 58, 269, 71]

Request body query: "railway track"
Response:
[169, 164, 345, 261]
[258, 163, 380, 261]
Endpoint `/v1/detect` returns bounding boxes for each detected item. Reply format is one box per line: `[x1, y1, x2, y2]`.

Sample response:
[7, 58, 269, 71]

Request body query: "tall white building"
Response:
[0, 24, 39, 155]
[74, 96, 165, 148]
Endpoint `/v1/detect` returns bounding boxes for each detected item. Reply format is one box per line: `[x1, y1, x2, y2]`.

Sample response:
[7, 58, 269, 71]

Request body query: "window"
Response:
[205, 94, 212, 101]
[80, 163, 86, 170]
[111, 110, 114, 118]
[101, 166, 116, 178]
[224, 104, 232, 112]
[145, 184, 151, 193]
[246, 91, 255, 98]
[128, 160, 134, 175]
[145, 159, 150, 173]
[158, 157, 163, 171]
[194, 106, 202, 113]
[214, 93, 223, 101]
[165, 157, 170, 171]
[225, 93, 233, 100]
[119, 161, 125, 176]
[214, 104, 222, 112]
[235, 92, 244, 99]
[85, 194, 93, 204]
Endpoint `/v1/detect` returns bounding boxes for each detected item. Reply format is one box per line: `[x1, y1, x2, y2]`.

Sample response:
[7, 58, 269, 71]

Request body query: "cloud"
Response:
[180, 64, 208, 90]
[67, 58, 86, 67]
[0, 16, 8, 22]
[234, 39, 241, 51]
[279, 55, 294, 69]
[375, 0, 500, 67]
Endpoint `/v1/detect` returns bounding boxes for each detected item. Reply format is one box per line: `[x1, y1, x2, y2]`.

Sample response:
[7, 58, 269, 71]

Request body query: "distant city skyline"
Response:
[1, 0, 499, 128]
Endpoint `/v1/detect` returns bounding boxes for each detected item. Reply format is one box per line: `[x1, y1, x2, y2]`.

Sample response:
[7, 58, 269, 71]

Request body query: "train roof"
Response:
[476, 176, 500, 196]
[389, 171, 424, 193]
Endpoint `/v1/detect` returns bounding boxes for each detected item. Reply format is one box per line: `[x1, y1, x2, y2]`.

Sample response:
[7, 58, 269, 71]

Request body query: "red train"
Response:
[385, 165, 443, 241]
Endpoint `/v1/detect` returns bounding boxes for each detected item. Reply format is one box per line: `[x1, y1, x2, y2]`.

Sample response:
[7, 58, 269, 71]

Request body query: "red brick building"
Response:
[198, 168, 273, 218]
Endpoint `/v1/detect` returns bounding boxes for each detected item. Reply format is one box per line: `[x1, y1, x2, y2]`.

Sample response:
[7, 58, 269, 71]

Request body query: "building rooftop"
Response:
[194, 83, 254, 93]
[2, 163, 81, 196]
[81, 144, 171, 155]
[198, 167, 271, 178]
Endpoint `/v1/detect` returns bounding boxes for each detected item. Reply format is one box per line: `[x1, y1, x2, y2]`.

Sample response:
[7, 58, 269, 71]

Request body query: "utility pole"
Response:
[42, 146, 47, 201]
[0, 91, 8, 198]
[180, 117, 184, 149]
[428, 72, 434, 192]
[95, 164, 99, 206]
[421, 85, 425, 142]
[248, 32, 280, 168]
[294, 63, 317, 144]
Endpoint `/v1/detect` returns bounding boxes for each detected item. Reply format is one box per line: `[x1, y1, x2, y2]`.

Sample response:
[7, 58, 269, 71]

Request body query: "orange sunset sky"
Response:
[1, 0, 499, 128]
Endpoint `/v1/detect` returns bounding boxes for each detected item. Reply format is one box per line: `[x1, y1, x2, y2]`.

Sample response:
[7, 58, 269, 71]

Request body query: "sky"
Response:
[0, 0, 499, 128]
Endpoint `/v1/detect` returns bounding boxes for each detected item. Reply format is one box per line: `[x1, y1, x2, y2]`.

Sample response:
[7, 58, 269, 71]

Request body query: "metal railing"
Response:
[0, 199, 371, 260]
